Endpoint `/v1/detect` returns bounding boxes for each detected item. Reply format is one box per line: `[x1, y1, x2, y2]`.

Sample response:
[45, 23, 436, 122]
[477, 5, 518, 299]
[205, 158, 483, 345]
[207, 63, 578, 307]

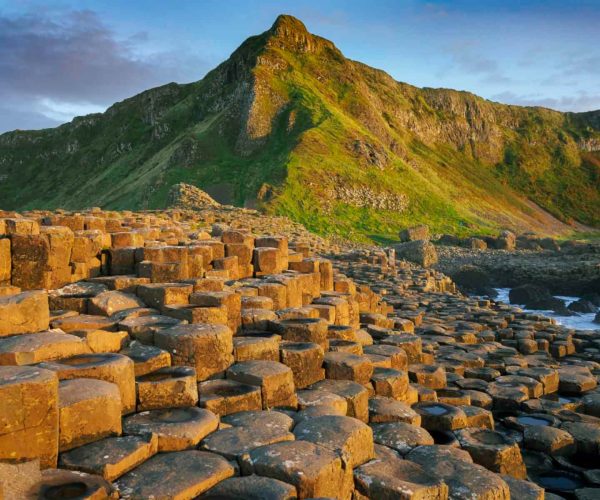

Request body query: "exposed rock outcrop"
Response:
[167, 183, 221, 210]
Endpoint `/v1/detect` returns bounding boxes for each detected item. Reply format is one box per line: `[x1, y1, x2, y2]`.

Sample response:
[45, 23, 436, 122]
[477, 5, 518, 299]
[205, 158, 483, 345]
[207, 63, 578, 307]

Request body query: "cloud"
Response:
[0, 9, 209, 133]
[490, 90, 600, 112]
[439, 41, 513, 86]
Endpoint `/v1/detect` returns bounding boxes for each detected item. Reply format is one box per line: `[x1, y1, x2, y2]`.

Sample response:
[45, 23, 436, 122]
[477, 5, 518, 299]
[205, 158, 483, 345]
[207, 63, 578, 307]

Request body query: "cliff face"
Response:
[0, 15, 598, 241]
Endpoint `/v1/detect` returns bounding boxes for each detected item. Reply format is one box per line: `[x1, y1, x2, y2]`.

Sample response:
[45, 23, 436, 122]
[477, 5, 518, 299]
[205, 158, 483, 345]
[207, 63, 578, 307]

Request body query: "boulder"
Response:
[393, 240, 438, 267]
[399, 225, 430, 242]
[509, 284, 572, 314]
[568, 298, 597, 313]
[451, 265, 497, 296]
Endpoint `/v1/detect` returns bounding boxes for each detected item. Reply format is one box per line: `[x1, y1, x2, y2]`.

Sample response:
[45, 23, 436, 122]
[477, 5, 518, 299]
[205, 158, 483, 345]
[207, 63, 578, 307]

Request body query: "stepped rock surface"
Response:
[0, 206, 598, 499]
[0, 15, 598, 243]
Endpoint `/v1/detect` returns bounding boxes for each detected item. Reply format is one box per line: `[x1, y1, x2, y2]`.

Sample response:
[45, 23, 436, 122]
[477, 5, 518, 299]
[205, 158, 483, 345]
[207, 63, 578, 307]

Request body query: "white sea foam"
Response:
[494, 288, 598, 331]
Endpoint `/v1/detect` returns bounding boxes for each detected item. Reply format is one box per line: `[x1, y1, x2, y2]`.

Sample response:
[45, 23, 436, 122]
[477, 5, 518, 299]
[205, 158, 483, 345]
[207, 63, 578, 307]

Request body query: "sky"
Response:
[1, 0, 599, 133]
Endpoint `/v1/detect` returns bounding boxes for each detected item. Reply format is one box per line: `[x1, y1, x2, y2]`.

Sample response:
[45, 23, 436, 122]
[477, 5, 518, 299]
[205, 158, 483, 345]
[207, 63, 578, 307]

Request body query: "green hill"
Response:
[1, 15, 599, 242]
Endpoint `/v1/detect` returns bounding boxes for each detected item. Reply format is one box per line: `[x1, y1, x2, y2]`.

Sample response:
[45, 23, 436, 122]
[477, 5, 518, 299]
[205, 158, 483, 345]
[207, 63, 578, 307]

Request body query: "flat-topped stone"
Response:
[226, 360, 297, 409]
[0, 330, 90, 365]
[198, 379, 262, 416]
[202, 475, 297, 500]
[114, 450, 235, 499]
[59, 434, 158, 481]
[39, 353, 136, 414]
[293, 415, 374, 468]
[241, 440, 353, 499]
[123, 407, 219, 452]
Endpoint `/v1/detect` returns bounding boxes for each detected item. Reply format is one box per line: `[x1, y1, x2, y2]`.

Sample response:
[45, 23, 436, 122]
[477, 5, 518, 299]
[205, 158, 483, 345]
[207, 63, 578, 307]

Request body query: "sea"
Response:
[494, 288, 599, 331]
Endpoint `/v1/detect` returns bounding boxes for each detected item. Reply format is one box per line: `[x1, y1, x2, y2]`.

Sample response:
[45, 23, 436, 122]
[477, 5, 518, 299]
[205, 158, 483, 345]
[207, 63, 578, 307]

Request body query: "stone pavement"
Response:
[0, 208, 598, 499]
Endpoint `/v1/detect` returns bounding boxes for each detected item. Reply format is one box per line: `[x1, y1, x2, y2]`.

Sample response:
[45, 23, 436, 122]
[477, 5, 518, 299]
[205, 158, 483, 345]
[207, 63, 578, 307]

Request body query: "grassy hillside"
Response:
[0, 15, 598, 242]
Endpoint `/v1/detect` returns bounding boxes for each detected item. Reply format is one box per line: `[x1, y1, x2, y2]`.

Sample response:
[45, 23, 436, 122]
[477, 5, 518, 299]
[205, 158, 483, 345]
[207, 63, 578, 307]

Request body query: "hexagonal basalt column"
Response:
[39, 353, 136, 414]
[154, 323, 233, 381]
[136, 366, 198, 411]
[0, 366, 59, 468]
[227, 360, 297, 410]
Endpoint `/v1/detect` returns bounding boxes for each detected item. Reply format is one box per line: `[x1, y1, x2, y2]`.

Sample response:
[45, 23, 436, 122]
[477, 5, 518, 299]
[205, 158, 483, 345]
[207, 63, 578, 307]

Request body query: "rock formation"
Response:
[0, 206, 598, 498]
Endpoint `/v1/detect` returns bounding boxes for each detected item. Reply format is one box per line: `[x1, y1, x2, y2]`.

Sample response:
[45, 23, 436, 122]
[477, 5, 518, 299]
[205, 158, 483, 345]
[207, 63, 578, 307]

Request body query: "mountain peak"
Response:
[266, 14, 329, 53]
[270, 14, 309, 34]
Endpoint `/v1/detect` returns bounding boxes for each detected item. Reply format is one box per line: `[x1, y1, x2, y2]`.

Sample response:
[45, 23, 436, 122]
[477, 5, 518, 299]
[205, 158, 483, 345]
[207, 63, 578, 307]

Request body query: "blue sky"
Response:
[1, 0, 599, 132]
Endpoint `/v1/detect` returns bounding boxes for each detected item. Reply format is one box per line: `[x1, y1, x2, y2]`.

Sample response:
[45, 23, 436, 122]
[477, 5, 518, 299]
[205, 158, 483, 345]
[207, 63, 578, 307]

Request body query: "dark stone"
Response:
[509, 284, 573, 315]
[452, 265, 496, 296]
[568, 299, 597, 314]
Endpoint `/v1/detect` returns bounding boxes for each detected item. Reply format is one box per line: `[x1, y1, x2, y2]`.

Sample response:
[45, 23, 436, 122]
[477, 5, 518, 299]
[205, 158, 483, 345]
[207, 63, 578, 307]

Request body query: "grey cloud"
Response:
[440, 42, 513, 86]
[0, 9, 210, 133]
[490, 90, 600, 112]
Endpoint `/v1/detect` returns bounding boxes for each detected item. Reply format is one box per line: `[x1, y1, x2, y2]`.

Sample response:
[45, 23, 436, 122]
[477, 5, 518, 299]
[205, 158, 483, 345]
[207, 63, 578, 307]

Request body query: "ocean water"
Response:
[494, 288, 599, 331]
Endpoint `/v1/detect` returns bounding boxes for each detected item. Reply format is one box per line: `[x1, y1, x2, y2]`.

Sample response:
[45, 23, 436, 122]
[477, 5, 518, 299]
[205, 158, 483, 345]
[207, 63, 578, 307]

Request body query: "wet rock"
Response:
[560, 421, 600, 456]
[509, 284, 571, 314]
[500, 474, 545, 500]
[413, 402, 468, 431]
[523, 425, 576, 456]
[568, 298, 597, 313]
[455, 428, 527, 478]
